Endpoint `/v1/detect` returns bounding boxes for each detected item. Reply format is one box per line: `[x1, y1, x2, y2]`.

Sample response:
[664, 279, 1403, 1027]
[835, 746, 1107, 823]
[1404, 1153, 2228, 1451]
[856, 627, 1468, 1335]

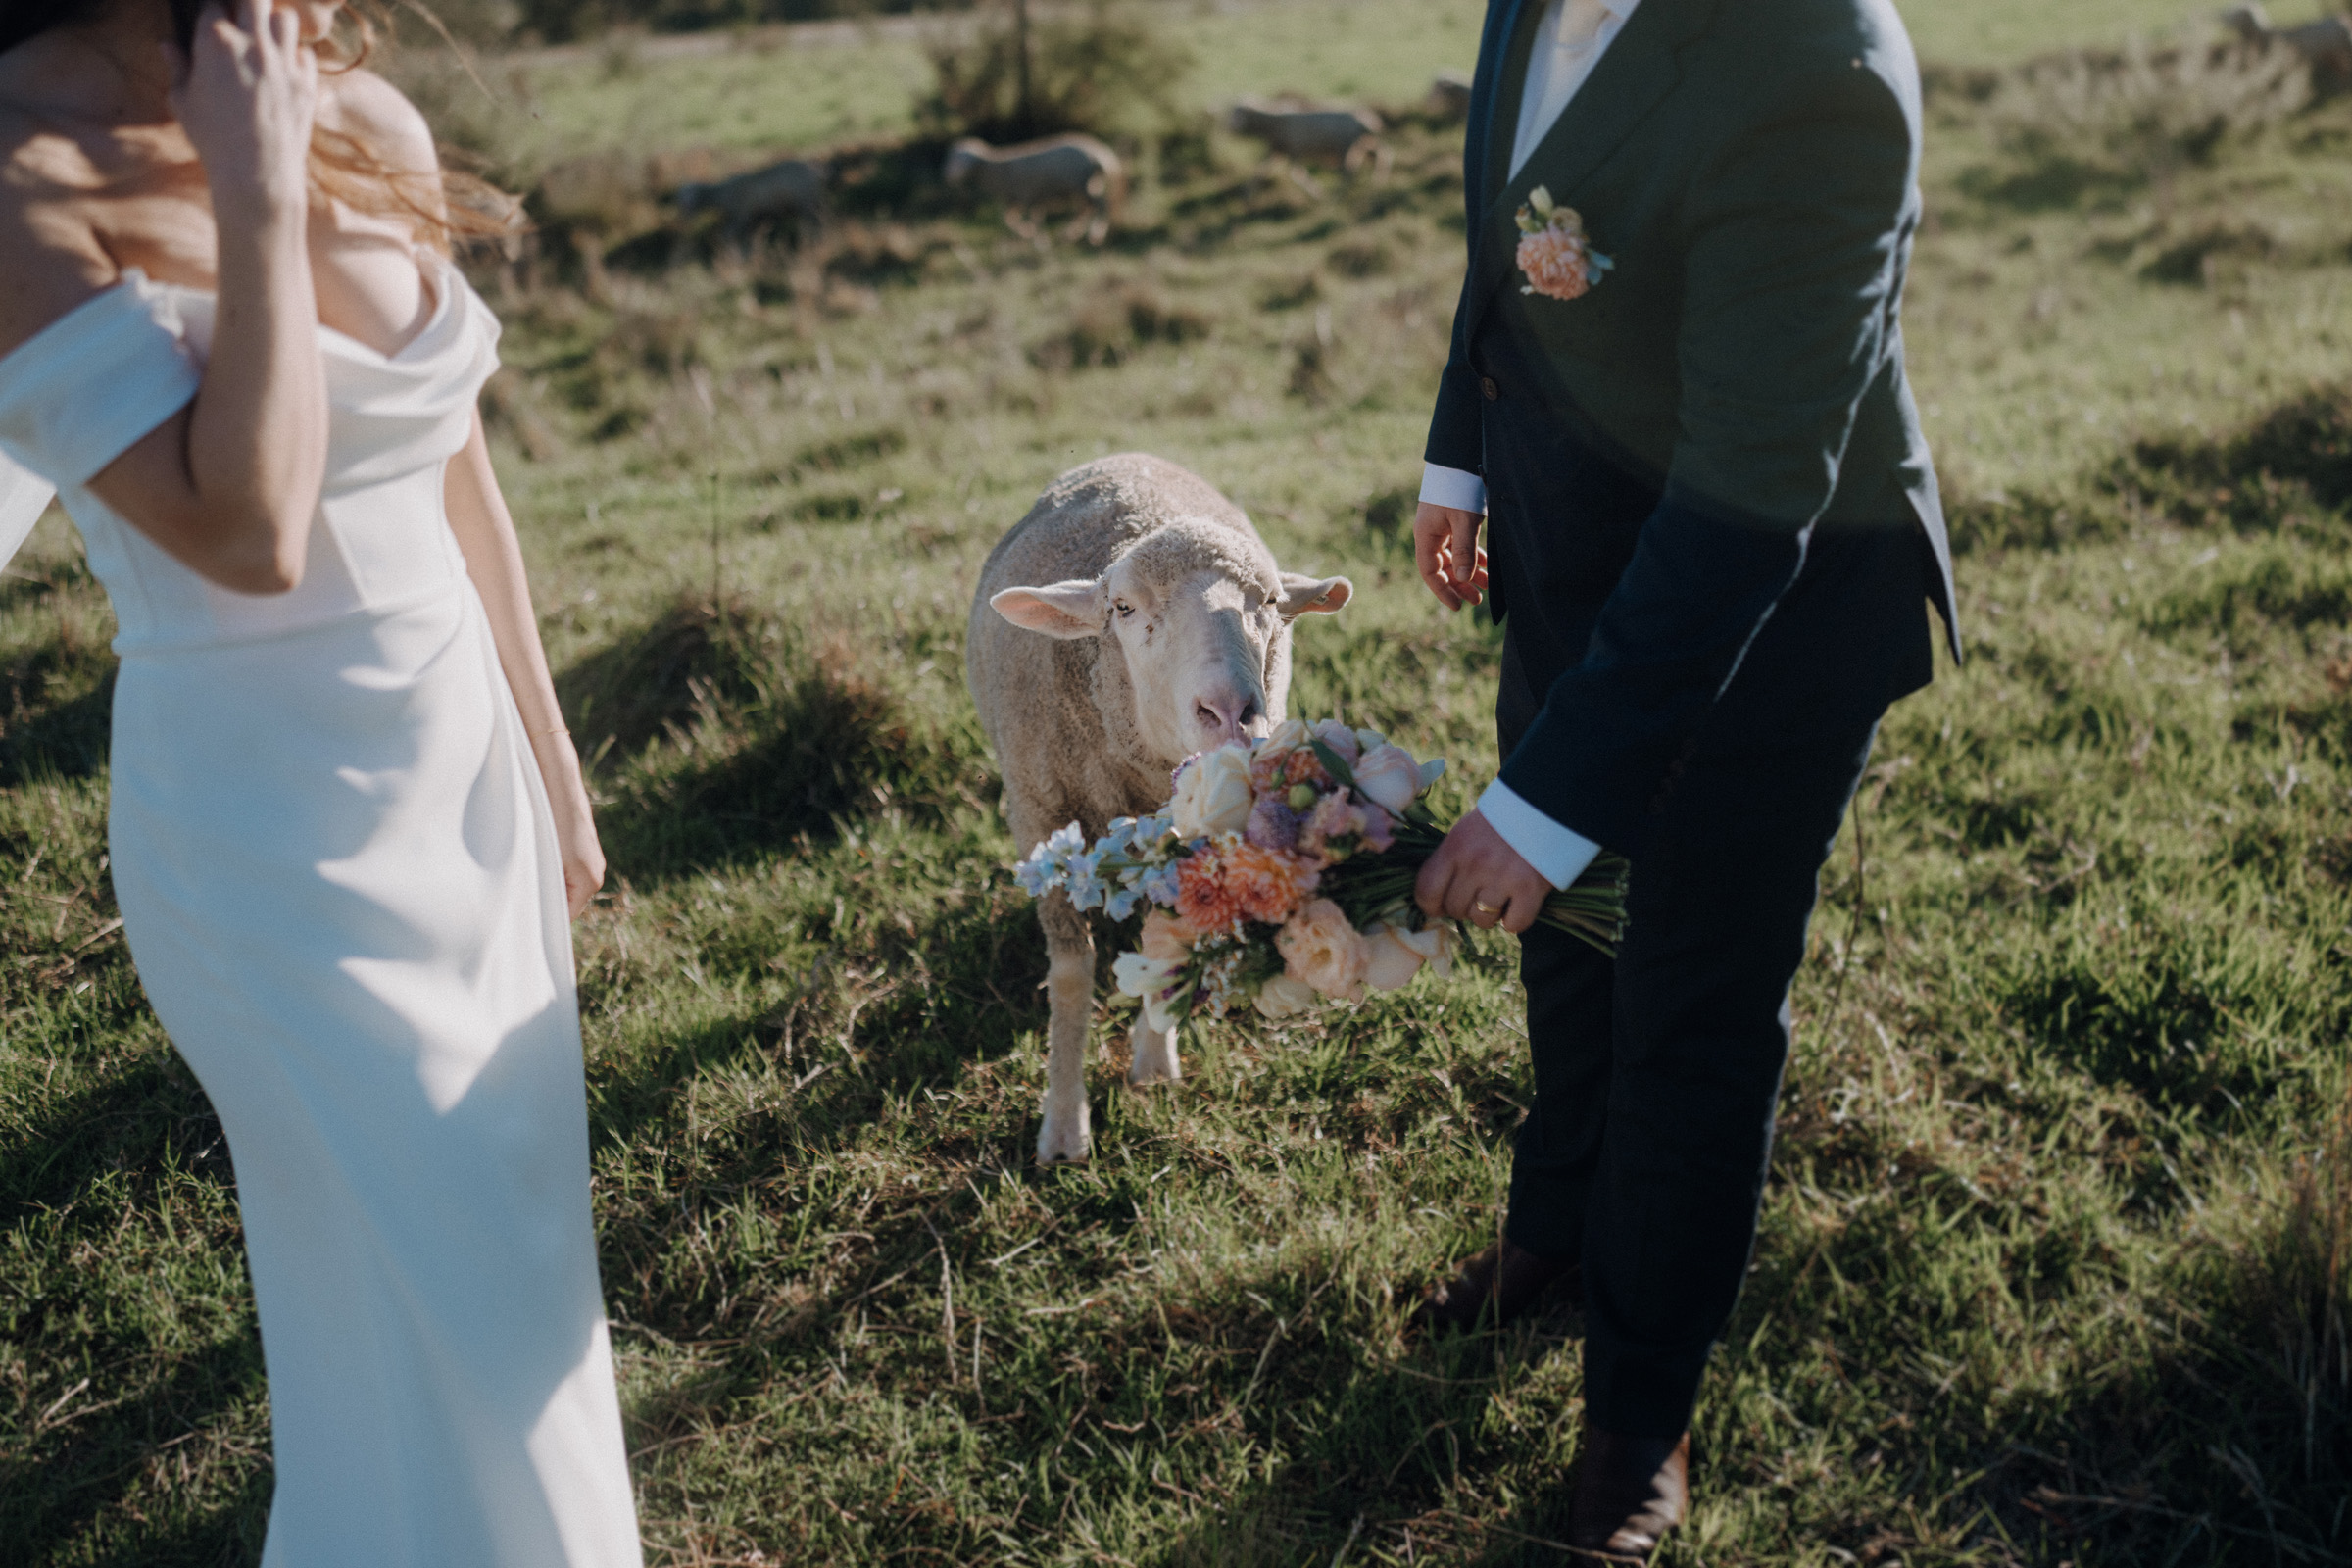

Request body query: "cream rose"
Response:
[1352, 743, 1425, 814]
[1360, 922, 1427, 993]
[1169, 744, 1255, 839]
[1251, 971, 1318, 1020]
[1276, 898, 1369, 1003]
[1396, 919, 1456, 980]
[1138, 909, 1200, 962]
[1262, 717, 1310, 754]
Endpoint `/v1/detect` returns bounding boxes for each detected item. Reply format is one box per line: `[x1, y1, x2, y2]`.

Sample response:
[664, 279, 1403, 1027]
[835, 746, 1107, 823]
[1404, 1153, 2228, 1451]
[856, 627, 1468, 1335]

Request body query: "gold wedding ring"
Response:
[1473, 900, 1500, 915]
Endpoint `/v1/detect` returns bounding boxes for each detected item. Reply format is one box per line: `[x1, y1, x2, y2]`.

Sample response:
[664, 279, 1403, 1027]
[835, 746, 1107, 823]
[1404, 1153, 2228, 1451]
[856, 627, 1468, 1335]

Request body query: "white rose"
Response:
[1352, 743, 1424, 814]
[1113, 951, 1187, 1032]
[1360, 922, 1428, 993]
[1251, 971, 1319, 1019]
[1353, 727, 1387, 752]
[1417, 758, 1446, 792]
[1169, 743, 1255, 838]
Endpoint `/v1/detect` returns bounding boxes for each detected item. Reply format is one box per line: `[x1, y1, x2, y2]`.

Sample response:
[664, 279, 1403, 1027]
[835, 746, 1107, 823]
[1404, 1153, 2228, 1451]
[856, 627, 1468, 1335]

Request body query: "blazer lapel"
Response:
[1462, 0, 1724, 352]
[1481, 0, 1551, 213]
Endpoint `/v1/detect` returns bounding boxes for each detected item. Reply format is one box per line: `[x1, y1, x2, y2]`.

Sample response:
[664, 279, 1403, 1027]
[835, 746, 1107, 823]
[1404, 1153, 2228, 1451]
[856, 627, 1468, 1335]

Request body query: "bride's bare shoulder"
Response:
[320, 68, 440, 178]
[0, 103, 124, 362]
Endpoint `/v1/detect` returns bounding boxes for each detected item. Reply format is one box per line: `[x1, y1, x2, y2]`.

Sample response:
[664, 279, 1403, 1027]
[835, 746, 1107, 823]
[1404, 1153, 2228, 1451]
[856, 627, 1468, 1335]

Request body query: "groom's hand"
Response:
[1414, 502, 1488, 611]
[1416, 808, 1550, 935]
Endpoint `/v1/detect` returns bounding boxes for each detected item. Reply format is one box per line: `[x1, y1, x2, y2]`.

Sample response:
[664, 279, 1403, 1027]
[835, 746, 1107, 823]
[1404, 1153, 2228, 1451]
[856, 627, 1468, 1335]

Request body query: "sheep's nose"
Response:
[1194, 691, 1260, 749]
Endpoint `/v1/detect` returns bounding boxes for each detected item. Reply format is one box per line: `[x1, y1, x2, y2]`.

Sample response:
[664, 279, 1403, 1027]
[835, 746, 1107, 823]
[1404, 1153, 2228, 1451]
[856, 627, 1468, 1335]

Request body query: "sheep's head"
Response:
[991, 526, 1351, 765]
[943, 139, 988, 185]
[2222, 2, 2270, 42]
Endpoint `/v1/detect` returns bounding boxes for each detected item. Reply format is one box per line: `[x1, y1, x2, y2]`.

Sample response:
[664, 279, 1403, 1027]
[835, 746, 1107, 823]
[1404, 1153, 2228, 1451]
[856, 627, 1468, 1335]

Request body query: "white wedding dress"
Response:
[0, 262, 643, 1568]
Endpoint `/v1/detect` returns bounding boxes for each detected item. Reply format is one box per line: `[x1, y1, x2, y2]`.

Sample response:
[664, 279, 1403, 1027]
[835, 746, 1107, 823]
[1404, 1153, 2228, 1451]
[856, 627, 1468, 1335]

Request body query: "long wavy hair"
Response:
[0, 0, 516, 255]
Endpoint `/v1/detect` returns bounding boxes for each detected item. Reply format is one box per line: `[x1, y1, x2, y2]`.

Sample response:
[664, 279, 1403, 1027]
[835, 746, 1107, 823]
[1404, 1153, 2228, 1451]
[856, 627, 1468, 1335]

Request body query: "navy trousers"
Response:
[1480, 342, 1935, 1438]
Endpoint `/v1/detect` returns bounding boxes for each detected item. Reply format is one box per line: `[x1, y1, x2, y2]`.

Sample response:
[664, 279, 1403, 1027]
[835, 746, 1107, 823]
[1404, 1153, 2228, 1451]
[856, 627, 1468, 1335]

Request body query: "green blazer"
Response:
[1427, 0, 1960, 846]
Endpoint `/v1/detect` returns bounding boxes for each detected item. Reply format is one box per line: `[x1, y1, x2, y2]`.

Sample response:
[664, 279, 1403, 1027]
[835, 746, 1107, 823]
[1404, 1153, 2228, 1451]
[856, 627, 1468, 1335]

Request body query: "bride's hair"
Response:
[1, 0, 518, 256]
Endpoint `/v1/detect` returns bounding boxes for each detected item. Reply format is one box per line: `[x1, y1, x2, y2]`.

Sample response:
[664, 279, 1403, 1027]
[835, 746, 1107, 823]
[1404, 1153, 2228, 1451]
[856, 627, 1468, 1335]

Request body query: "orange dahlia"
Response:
[1220, 840, 1322, 926]
[1175, 850, 1247, 935]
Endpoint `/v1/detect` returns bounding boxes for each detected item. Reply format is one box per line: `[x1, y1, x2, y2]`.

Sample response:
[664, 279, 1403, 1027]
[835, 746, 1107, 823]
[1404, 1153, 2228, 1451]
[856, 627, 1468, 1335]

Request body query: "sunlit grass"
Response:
[5, 4, 2351, 1564]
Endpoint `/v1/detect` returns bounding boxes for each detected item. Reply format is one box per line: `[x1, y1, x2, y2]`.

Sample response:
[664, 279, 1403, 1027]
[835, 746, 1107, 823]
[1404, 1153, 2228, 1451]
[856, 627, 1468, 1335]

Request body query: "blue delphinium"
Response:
[1014, 821, 1090, 898]
[1139, 862, 1182, 908]
[1062, 848, 1109, 910]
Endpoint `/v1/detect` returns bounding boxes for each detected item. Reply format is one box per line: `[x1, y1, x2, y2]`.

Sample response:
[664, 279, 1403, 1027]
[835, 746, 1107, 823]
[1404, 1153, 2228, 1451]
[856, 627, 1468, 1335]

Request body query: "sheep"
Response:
[2222, 2, 2352, 90]
[943, 134, 1125, 245]
[1227, 98, 1389, 178]
[674, 157, 829, 246]
[968, 455, 1352, 1164]
[1427, 70, 1474, 122]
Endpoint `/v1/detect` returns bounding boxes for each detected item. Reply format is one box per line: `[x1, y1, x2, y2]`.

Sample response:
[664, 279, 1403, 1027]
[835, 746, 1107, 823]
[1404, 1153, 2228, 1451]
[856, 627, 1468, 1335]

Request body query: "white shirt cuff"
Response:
[1419, 462, 1488, 514]
[1478, 779, 1602, 891]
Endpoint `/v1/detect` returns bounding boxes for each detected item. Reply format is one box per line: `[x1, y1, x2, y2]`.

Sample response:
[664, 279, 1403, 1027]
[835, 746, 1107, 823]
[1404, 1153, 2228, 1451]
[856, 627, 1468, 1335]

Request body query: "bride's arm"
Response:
[444, 415, 607, 918]
[80, 0, 328, 595]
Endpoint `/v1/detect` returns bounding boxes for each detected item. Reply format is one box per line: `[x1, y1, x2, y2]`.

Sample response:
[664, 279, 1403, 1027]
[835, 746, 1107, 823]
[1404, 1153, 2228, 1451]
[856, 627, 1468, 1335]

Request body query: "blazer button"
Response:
[1481, 376, 1499, 401]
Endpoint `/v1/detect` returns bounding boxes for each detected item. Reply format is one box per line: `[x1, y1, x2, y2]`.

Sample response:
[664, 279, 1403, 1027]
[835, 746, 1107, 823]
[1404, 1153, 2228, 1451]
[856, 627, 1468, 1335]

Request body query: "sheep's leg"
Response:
[1128, 1012, 1181, 1086]
[1036, 894, 1095, 1165]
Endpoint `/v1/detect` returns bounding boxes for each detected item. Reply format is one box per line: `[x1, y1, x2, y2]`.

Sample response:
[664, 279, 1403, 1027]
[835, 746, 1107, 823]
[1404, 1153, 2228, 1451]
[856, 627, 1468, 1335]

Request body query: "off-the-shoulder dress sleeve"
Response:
[0, 271, 201, 488]
[0, 273, 201, 576]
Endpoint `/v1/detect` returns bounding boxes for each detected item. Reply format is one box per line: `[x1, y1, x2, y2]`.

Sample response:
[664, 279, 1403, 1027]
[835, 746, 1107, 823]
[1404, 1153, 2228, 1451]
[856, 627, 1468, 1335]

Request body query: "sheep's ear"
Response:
[1277, 573, 1352, 619]
[991, 580, 1104, 639]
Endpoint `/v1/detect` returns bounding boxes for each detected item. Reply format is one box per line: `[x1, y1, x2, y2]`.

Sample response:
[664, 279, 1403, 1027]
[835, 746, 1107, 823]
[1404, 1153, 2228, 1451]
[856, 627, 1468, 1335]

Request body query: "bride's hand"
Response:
[531, 731, 609, 919]
[167, 0, 320, 221]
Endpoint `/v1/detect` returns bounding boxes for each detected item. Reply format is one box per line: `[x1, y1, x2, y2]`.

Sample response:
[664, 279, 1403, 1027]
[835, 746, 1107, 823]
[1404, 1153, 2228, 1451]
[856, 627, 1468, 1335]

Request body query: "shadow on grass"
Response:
[0, 1329, 270, 1568]
[1974, 1134, 2352, 1564]
[1949, 381, 2352, 557]
[0, 596, 117, 788]
[557, 592, 994, 881]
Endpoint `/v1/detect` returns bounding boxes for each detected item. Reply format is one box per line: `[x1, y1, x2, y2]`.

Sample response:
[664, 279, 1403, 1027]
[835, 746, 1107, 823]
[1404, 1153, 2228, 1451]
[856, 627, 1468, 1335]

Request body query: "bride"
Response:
[0, 1, 642, 1563]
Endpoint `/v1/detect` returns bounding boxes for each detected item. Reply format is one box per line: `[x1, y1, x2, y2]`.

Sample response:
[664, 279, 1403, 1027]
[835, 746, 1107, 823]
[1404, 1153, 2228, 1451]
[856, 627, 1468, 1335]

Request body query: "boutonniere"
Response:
[1514, 185, 1614, 301]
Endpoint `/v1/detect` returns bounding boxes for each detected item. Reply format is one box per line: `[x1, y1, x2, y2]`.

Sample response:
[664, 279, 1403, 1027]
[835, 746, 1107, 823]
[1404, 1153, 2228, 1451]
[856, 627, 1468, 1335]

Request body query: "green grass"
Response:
[7, 1, 2352, 1564]
[419, 0, 2258, 171]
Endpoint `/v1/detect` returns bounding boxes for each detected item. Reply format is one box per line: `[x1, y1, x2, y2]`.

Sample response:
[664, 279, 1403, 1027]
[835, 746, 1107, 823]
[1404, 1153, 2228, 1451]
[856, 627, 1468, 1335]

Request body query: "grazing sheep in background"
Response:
[1227, 98, 1388, 176]
[674, 157, 829, 246]
[968, 455, 1352, 1164]
[2222, 2, 2352, 89]
[943, 134, 1125, 244]
[1428, 69, 1474, 122]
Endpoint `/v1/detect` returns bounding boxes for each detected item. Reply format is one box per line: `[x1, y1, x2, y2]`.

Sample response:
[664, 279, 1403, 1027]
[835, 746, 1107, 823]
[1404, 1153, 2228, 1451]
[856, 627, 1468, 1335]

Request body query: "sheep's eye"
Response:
[1115, 602, 1135, 619]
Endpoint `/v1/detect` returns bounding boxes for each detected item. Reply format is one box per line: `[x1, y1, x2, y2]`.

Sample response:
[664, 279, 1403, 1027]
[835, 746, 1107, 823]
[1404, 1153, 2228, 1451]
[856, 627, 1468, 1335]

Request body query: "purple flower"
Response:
[1246, 798, 1301, 851]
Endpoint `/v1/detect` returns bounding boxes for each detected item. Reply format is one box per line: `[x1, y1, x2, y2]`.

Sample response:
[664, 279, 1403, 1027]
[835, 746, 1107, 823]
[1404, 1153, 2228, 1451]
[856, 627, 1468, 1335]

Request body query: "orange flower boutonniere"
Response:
[1513, 185, 1614, 302]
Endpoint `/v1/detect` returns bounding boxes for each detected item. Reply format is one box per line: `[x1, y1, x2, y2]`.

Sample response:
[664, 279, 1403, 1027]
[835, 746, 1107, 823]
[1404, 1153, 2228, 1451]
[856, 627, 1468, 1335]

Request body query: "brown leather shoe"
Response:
[1568, 1425, 1690, 1561]
[1412, 1238, 1581, 1335]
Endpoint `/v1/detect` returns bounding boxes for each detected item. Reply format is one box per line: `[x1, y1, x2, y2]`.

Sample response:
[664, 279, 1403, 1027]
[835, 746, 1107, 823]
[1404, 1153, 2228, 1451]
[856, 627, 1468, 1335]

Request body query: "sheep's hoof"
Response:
[1036, 1107, 1093, 1166]
[1128, 1037, 1183, 1087]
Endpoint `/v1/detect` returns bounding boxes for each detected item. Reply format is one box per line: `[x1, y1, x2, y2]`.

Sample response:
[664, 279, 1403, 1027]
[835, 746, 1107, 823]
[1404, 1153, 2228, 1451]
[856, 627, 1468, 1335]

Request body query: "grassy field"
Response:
[424, 0, 2252, 172]
[5, 1, 2352, 1564]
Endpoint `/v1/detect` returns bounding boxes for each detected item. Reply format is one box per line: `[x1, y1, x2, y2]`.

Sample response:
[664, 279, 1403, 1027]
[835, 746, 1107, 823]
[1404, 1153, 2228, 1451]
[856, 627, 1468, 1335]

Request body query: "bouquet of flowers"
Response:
[1013, 718, 1628, 1033]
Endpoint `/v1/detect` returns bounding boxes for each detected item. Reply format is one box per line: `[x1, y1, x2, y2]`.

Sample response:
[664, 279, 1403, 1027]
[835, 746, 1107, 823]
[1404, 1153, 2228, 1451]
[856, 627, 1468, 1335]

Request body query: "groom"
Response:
[1409, 0, 1958, 1556]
